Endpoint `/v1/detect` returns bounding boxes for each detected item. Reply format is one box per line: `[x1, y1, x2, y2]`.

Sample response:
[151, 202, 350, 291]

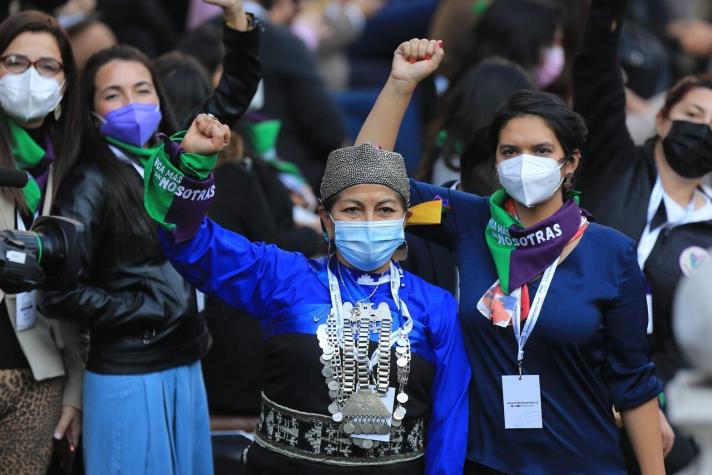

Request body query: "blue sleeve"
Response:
[159, 217, 311, 320]
[409, 178, 489, 249]
[425, 292, 470, 475]
[604, 239, 663, 410]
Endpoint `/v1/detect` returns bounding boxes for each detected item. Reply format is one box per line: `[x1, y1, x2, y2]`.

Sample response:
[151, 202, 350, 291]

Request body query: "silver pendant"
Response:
[328, 402, 339, 414]
[322, 367, 333, 378]
[397, 392, 409, 404]
[361, 422, 374, 434]
[361, 438, 374, 449]
[397, 357, 408, 368]
[328, 380, 339, 391]
[328, 389, 339, 398]
[393, 405, 406, 421]
[341, 390, 390, 419]
[332, 412, 344, 422]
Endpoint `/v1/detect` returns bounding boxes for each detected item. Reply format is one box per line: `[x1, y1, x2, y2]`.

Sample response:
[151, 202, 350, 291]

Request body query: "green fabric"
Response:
[473, 0, 491, 15]
[434, 129, 463, 155]
[105, 135, 161, 169]
[8, 118, 45, 214]
[246, 119, 281, 156]
[143, 131, 217, 230]
[485, 189, 520, 294]
[485, 189, 582, 294]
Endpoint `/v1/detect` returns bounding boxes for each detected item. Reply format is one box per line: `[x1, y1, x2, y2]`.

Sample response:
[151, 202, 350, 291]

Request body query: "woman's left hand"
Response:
[183, 113, 231, 156]
[53, 405, 82, 451]
[659, 409, 675, 457]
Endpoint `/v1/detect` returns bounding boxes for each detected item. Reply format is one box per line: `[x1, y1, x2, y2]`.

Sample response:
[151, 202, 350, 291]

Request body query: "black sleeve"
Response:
[181, 19, 262, 129]
[211, 162, 322, 255]
[573, 0, 638, 180]
[280, 36, 346, 159]
[42, 165, 166, 330]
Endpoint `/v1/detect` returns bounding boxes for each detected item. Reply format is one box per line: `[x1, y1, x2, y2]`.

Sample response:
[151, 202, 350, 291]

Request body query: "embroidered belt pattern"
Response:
[254, 393, 425, 466]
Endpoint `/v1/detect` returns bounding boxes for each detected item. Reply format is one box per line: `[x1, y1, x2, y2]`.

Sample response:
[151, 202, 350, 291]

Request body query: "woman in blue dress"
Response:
[139, 73, 470, 473]
[354, 38, 666, 474]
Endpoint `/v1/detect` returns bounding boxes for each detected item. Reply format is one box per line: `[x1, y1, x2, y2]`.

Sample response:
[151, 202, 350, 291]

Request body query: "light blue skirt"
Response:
[83, 361, 213, 475]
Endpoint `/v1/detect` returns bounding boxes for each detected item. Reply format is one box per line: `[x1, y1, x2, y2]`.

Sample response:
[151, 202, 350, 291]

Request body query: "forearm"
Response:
[355, 77, 416, 150]
[223, 2, 249, 31]
[621, 398, 665, 475]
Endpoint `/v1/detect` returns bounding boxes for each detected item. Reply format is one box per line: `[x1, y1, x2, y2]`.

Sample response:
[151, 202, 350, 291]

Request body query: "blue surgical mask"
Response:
[332, 216, 405, 272]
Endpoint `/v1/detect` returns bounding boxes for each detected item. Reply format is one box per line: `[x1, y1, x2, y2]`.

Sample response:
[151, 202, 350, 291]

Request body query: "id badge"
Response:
[502, 375, 543, 429]
[15, 290, 37, 332]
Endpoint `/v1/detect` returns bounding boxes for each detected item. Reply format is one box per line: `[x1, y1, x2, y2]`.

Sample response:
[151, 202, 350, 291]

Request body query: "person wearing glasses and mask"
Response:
[573, 0, 712, 471]
[355, 38, 665, 475]
[0, 10, 85, 475]
[138, 99, 470, 472]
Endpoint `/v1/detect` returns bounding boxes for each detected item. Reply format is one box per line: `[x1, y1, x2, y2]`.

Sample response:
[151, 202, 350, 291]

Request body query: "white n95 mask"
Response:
[497, 154, 564, 207]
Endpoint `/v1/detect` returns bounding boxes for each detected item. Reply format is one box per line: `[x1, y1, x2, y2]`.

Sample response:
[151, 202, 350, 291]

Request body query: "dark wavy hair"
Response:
[488, 89, 588, 158]
[452, 0, 562, 86]
[419, 57, 533, 184]
[659, 73, 712, 119]
[0, 10, 83, 214]
[78, 44, 179, 252]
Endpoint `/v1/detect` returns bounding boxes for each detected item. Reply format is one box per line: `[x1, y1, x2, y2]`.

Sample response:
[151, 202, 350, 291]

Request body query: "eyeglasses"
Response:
[0, 54, 63, 77]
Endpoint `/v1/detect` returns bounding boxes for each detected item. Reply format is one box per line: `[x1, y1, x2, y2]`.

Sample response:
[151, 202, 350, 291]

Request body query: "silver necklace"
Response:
[337, 261, 382, 303]
[318, 262, 412, 449]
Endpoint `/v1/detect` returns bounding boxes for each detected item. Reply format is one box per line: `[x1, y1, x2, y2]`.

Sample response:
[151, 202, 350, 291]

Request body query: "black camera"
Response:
[0, 167, 82, 293]
[0, 216, 83, 293]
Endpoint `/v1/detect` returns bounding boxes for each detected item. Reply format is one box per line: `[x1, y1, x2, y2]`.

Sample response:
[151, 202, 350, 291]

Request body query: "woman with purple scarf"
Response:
[355, 38, 666, 475]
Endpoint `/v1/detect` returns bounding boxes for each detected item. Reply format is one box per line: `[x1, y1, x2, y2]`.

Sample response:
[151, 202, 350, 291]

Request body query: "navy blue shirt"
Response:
[409, 180, 662, 474]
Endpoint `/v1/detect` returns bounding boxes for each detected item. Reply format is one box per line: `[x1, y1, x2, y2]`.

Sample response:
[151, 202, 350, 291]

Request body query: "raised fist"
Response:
[182, 113, 231, 156]
[390, 38, 444, 90]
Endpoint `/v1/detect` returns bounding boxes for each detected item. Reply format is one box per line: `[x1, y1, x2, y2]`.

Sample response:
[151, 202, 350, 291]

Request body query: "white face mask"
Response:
[497, 154, 564, 207]
[0, 67, 63, 122]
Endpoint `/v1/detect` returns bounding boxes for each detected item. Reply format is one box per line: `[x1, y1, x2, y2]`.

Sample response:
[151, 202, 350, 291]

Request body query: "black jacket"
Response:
[43, 21, 261, 374]
[259, 21, 346, 190]
[573, 0, 712, 384]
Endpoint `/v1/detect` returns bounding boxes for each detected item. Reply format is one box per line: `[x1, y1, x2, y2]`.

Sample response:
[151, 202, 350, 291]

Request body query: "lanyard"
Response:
[511, 255, 560, 376]
[108, 144, 145, 179]
[326, 259, 413, 367]
[637, 177, 711, 269]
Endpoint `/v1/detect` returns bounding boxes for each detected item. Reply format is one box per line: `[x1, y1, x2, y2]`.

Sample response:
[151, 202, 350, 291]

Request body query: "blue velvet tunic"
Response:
[409, 180, 663, 474]
[159, 218, 470, 475]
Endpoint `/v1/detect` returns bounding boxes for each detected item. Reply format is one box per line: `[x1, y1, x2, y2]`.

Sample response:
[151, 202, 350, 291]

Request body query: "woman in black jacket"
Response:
[42, 1, 260, 473]
[573, 0, 712, 471]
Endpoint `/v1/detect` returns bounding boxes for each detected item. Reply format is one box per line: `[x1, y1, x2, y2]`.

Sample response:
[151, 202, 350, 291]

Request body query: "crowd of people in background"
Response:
[0, 0, 711, 474]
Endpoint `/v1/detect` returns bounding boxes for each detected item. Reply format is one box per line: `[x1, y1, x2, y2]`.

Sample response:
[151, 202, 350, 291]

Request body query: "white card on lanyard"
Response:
[502, 375, 543, 429]
[15, 211, 37, 331]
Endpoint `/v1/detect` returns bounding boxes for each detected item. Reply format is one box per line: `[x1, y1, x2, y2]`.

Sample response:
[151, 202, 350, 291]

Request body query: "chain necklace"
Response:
[318, 260, 413, 450]
[336, 261, 382, 303]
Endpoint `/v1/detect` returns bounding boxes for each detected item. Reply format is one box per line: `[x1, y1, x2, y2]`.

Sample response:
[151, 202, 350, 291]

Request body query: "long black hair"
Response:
[419, 57, 533, 184]
[0, 10, 83, 214]
[79, 44, 179, 251]
[452, 0, 562, 87]
[488, 89, 588, 158]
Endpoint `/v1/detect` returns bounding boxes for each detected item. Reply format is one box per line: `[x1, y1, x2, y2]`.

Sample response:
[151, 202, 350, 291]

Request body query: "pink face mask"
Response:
[533, 45, 565, 89]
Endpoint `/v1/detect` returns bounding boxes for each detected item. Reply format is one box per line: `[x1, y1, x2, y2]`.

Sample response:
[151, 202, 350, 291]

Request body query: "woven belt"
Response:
[253, 392, 425, 466]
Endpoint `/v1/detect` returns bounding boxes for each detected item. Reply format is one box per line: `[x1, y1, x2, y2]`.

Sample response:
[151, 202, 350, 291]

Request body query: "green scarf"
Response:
[143, 131, 217, 236]
[485, 189, 583, 294]
[105, 135, 161, 169]
[8, 119, 47, 214]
